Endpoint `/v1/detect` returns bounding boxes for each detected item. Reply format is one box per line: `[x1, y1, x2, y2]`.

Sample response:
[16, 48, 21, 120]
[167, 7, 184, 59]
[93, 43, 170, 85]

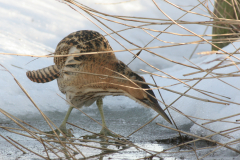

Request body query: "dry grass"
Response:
[0, 0, 240, 159]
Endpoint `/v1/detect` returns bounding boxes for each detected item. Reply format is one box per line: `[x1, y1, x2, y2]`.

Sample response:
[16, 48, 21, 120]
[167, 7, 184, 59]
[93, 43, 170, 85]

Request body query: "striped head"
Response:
[54, 30, 116, 68]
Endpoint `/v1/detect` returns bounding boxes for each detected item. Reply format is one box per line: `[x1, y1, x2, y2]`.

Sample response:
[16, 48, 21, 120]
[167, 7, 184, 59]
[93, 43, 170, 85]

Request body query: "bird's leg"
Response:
[58, 106, 74, 135]
[46, 106, 74, 137]
[97, 98, 118, 137]
[83, 98, 120, 139]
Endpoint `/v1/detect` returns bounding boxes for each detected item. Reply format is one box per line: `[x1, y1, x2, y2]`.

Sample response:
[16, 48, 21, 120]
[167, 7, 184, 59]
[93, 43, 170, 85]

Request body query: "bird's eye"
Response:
[142, 98, 149, 102]
[65, 64, 77, 68]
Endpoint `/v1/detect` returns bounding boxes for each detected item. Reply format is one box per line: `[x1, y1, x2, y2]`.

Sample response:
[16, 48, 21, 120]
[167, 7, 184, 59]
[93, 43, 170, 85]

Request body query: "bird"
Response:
[26, 30, 172, 137]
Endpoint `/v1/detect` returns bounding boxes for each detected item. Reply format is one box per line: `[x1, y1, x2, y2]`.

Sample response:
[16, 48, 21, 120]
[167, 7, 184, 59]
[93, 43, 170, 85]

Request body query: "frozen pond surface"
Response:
[0, 106, 238, 159]
[0, 0, 240, 159]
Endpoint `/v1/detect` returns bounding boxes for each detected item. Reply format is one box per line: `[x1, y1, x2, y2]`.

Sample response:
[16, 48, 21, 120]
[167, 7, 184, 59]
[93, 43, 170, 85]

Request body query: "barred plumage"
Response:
[26, 65, 60, 83]
[26, 30, 172, 137]
[54, 30, 115, 68]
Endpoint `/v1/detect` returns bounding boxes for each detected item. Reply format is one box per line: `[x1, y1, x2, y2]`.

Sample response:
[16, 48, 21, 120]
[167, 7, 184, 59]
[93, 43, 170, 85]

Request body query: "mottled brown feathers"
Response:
[26, 65, 60, 83]
[26, 30, 115, 83]
[26, 30, 172, 124]
[54, 30, 115, 68]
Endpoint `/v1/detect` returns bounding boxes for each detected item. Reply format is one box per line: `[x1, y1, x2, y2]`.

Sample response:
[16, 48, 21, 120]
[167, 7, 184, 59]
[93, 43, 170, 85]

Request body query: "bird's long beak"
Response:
[140, 84, 172, 124]
[151, 102, 172, 124]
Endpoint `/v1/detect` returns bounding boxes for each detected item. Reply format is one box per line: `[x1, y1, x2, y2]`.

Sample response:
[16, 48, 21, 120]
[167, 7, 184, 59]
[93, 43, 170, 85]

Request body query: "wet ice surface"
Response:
[0, 105, 239, 159]
[1, 0, 240, 159]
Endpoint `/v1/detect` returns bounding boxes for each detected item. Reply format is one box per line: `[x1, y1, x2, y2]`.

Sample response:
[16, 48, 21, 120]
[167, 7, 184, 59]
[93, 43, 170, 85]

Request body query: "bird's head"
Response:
[138, 84, 172, 124]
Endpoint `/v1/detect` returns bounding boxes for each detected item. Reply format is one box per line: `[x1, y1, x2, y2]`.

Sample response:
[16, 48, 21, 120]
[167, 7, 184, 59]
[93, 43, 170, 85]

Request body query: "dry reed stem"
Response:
[0, 109, 45, 142]
[3, 125, 122, 147]
[99, 65, 232, 143]
[78, 0, 239, 25]
[7, 136, 48, 159]
[1, 127, 63, 158]
[0, 134, 27, 154]
[146, 127, 229, 159]
[190, 49, 240, 79]
[56, 94, 122, 140]
[71, 0, 240, 158]
[138, 50, 239, 158]
[81, 146, 132, 160]
[73, 8, 233, 37]
[139, 28, 240, 46]
[156, 46, 240, 128]
[105, 66, 216, 109]
[102, 66, 180, 119]
[156, 123, 240, 153]
[151, 75, 185, 141]
[200, 134, 240, 159]
[185, 116, 240, 125]
[95, 0, 136, 5]
[0, 112, 44, 133]
[1, 38, 238, 58]
[184, 62, 240, 76]
[45, 139, 117, 151]
[189, 24, 209, 59]
[56, 94, 156, 155]
[128, 0, 205, 65]
[183, 56, 240, 101]
[199, 145, 223, 159]
[40, 137, 50, 159]
[140, 70, 235, 105]
[154, 0, 240, 62]
[204, 0, 240, 50]
[0, 70, 155, 158]
[203, 111, 240, 125]
[160, 145, 217, 154]
[126, 114, 159, 137]
[130, 73, 234, 146]
[1, 0, 240, 159]
[211, 0, 240, 33]
[192, 141, 200, 160]
[141, 71, 227, 111]
[169, 105, 233, 139]
[183, 74, 240, 80]
[67, 122, 159, 155]
[57, 89, 162, 156]
[79, 0, 237, 22]
[64, 0, 203, 71]
[0, 116, 77, 158]
[0, 64, 81, 159]
[187, 87, 231, 99]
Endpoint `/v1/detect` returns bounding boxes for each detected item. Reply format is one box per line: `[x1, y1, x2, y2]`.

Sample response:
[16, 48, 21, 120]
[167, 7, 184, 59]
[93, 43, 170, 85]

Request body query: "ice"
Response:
[0, 0, 240, 159]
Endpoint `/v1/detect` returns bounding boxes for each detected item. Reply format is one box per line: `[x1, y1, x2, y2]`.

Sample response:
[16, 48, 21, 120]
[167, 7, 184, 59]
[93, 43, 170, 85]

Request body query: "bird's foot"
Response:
[45, 126, 74, 138]
[82, 128, 121, 140]
[100, 127, 121, 138]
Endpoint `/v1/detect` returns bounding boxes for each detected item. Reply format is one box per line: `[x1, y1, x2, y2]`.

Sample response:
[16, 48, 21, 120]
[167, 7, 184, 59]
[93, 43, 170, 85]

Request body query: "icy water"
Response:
[0, 107, 238, 159]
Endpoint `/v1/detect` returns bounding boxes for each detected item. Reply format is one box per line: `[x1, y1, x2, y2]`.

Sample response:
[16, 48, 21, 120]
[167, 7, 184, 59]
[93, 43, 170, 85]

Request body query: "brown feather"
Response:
[26, 30, 172, 124]
[26, 65, 60, 83]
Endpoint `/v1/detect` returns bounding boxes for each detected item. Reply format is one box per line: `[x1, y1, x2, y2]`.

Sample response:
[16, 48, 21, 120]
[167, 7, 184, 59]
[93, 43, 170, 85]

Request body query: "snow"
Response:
[0, 0, 240, 158]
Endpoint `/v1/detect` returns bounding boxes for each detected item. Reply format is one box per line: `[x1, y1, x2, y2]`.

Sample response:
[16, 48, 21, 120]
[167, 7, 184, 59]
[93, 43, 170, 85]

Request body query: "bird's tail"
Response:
[26, 65, 60, 83]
